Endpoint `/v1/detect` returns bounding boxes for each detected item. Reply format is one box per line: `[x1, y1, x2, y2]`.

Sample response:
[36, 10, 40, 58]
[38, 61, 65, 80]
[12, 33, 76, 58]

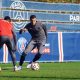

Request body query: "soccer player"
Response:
[17, 15, 47, 70]
[0, 16, 17, 71]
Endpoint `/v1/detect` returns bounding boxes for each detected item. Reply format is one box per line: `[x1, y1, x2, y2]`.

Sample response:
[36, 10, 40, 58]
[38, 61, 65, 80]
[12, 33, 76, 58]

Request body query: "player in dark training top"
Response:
[17, 15, 47, 70]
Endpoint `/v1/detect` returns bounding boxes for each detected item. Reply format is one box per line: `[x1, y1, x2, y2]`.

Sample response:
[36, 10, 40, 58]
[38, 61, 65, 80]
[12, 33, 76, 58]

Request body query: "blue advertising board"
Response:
[1, 32, 80, 63]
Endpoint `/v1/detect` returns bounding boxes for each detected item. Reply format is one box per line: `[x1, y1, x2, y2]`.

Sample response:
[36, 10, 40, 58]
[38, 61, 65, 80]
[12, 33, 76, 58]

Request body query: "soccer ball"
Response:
[31, 62, 40, 70]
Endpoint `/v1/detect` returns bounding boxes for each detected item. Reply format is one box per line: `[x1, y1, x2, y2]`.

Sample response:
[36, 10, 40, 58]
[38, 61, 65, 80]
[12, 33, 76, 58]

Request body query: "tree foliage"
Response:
[28, 0, 80, 3]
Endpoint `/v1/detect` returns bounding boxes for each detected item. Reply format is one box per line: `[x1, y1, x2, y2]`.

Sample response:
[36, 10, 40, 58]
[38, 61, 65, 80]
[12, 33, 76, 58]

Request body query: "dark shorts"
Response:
[0, 36, 15, 52]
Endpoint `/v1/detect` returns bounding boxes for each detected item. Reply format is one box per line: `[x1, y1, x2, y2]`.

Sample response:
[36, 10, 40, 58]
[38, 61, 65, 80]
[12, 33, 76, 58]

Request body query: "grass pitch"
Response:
[0, 62, 80, 80]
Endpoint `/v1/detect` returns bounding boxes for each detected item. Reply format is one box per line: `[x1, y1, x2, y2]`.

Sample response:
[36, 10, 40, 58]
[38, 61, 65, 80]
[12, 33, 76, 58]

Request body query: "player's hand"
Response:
[19, 29, 23, 34]
[19, 28, 27, 34]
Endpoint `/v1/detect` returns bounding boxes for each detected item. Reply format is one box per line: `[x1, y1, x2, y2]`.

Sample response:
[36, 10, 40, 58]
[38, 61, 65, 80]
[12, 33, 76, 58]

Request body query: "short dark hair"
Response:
[4, 16, 11, 21]
[30, 15, 36, 20]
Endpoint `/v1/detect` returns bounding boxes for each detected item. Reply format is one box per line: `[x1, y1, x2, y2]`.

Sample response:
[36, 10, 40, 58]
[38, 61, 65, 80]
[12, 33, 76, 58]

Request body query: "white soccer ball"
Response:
[31, 62, 40, 70]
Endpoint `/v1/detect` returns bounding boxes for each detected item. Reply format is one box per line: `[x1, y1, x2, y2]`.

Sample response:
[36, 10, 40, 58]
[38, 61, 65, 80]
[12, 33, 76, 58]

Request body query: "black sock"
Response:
[19, 52, 27, 66]
[32, 53, 42, 62]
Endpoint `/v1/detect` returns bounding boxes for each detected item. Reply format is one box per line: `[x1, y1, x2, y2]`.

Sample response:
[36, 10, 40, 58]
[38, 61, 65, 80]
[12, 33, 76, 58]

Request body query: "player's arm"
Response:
[12, 27, 17, 51]
[42, 24, 47, 39]
[19, 25, 28, 34]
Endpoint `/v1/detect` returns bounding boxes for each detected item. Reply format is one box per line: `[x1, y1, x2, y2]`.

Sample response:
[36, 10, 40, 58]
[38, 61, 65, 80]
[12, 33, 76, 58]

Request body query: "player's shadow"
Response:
[0, 76, 80, 80]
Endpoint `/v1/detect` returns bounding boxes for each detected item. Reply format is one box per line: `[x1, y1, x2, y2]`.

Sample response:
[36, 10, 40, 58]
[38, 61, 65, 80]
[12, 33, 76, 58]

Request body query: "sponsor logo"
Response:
[9, 1, 27, 30]
[70, 15, 80, 21]
[17, 37, 28, 55]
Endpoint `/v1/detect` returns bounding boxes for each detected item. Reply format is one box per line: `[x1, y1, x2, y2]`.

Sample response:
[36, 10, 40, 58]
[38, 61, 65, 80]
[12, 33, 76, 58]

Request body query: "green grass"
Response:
[0, 62, 80, 80]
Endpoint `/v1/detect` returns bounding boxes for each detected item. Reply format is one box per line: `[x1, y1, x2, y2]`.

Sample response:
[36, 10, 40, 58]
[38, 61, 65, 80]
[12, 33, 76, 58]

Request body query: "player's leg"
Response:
[6, 38, 17, 71]
[26, 43, 45, 69]
[26, 43, 37, 68]
[32, 43, 45, 62]
[0, 36, 5, 48]
[27, 41, 46, 69]
[18, 40, 36, 69]
[0, 37, 4, 71]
